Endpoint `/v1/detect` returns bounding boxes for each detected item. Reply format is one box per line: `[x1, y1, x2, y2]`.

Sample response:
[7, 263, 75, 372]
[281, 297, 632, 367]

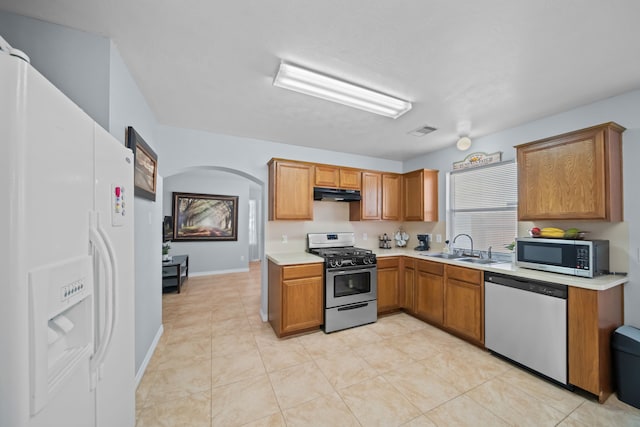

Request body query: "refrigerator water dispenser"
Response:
[28, 256, 94, 415]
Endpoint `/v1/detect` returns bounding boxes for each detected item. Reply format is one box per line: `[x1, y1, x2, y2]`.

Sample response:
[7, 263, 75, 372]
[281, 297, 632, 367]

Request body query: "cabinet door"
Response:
[444, 278, 483, 343]
[360, 171, 382, 220]
[382, 173, 402, 220]
[568, 285, 623, 402]
[314, 165, 340, 188]
[400, 259, 416, 314]
[516, 122, 624, 221]
[377, 266, 400, 313]
[339, 169, 361, 190]
[403, 170, 423, 221]
[281, 276, 323, 334]
[269, 161, 313, 220]
[416, 271, 444, 324]
[402, 169, 438, 222]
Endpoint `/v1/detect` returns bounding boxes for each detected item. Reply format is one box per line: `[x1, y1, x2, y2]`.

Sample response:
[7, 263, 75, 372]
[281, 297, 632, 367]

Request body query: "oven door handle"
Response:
[329, 267, 376, 275]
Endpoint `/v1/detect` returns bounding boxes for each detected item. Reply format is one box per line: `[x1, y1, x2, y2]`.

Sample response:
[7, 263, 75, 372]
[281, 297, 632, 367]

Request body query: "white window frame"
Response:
[446, 161, 518, 257]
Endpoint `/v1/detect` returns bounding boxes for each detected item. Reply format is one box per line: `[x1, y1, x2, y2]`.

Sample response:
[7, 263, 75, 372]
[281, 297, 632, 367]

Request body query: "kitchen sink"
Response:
[458, 257, 498, 265]
[424, 253, 466, 260]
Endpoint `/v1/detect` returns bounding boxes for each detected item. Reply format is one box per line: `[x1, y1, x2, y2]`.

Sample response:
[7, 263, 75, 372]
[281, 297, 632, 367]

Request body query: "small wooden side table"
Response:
[162, 255, 189, 293]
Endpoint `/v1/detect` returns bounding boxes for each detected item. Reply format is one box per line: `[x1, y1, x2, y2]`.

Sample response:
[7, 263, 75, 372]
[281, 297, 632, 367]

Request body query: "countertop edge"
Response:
[266, 249, 627, 291]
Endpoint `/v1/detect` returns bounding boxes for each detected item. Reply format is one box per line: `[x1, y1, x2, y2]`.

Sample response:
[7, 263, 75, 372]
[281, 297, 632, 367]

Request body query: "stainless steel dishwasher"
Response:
[485, 272, 568, 385]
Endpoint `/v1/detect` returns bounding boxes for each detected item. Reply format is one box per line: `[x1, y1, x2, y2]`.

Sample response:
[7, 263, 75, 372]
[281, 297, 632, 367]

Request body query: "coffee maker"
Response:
[415, 234, 430, 251]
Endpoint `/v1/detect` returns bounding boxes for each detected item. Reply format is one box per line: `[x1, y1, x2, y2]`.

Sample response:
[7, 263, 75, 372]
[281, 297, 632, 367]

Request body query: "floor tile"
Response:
[240, 412, 286, 427]
[499, 367, 584, 415]
[400, 415, 438, 427]
[421, 344, 510, 392]
[559, 394, 640, 426]
[466, 377, 567, 426]
[145, 358, 211, 403]
[136, 391, 211, 427]
[282, 392, 360, 427]
[387, 330, 443, 361]
[313, 349, 378, 389]
[211, 347, 266, 387]
[383, 361, 460, 412]
[268, 361, 335, 409]
[210, 331, 257, 358]
[148, 338, 211, 371]
[258, 338, 311, 372]
[210, 374, 280, 427]
[339, 375, 421, 427]
[354, 339, 416, 373]
[426, 394, 509, 426]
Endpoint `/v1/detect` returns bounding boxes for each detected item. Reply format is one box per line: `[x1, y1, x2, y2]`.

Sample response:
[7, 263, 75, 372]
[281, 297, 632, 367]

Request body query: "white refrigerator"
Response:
[0, 40, 136, 426]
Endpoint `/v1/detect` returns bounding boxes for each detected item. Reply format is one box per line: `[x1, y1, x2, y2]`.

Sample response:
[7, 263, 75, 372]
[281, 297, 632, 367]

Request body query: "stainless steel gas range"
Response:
[307, 232, 377, 333]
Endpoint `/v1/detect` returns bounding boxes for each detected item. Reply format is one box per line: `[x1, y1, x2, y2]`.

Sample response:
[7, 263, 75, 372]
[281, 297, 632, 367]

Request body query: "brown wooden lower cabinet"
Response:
[268, 260, 324, 337]
[443, 265, 484, 345]
[377, 257, 401, 314]
[568, 285, 623, 403]
[400, 258, 416, 314]
[415, 260, 444, 325]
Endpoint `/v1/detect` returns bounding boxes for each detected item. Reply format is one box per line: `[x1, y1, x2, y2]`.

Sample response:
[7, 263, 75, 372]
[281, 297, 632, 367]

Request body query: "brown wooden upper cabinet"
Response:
[350, 171, 382, 220]
[382, 173, 402, 220]
[516, 122, 624, 221]
[350, 172, 402, 221]
[314, 165, 361, 190]
[402, 169, 439, 221]
[268, 159, 314, 220]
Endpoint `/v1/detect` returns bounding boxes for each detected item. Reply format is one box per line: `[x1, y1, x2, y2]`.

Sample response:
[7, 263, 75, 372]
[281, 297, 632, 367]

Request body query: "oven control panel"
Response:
[327, 255, 376, 268]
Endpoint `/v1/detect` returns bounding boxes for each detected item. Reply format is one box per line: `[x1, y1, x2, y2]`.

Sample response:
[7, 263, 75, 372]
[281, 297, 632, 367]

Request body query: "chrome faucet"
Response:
[453, 233, 474, 257]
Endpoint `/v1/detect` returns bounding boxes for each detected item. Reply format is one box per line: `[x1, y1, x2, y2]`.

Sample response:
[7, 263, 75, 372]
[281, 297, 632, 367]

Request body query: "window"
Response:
[447, 161, 517, 255]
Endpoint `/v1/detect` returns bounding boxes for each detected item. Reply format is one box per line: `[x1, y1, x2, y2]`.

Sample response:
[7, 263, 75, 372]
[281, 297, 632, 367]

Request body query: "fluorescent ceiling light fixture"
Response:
[273, 62, 412, 119]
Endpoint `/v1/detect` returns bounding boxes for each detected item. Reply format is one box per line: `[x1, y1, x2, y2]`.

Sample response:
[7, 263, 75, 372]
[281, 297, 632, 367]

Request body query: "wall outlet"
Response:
[363, 233, 368, 241]
[241, 255, 245, 261]
[281, 234, 288, 243]
[436, 234, 442, 243]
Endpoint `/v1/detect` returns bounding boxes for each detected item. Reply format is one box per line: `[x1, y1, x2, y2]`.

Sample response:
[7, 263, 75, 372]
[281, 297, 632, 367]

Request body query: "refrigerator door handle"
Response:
[88, 214, 116, 389]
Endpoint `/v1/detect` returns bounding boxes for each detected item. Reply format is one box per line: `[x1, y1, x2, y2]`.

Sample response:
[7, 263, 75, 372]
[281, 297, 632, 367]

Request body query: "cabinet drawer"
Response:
[377, 257, 400, 269]
[446, 265, 482, 284]
[417, 259, 444, 276]
[282, 263, 323, 280]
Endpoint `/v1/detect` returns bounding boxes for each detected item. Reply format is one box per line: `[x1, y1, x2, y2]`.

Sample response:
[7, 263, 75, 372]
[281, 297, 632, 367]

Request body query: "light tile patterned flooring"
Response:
[136, 262, 640, 426]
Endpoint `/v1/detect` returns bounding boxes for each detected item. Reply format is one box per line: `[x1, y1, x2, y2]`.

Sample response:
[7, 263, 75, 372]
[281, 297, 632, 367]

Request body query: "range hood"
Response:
[313, 187, 361, 202]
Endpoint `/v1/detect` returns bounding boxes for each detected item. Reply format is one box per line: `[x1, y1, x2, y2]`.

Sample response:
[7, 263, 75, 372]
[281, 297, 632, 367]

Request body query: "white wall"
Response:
[0, 11, 111, 129]
[157, 124, 402, 179]
[405, 90, 640, 328]
[163, 169, 250, 275]
[108, 43, 163, 374]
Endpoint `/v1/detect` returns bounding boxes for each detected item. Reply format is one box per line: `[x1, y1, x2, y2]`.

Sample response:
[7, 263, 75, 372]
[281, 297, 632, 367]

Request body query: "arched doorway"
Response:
[163, 166, 269, 320]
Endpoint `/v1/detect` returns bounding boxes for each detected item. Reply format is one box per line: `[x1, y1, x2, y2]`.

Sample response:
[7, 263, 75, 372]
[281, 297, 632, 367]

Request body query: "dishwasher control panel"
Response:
[485, 273, 568, 299]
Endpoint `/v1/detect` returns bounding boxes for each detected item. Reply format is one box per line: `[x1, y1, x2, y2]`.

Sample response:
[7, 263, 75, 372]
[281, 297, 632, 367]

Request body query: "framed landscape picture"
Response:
[126, 126, 157, 201]
[172, 192, 238, 241]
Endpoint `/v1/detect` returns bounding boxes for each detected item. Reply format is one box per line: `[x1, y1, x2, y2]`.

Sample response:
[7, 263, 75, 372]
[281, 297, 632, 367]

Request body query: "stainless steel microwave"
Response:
[515, 237, 609, 278]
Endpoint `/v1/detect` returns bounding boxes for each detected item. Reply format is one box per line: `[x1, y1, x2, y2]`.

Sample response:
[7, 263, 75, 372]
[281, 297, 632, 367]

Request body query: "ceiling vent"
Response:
[408, 125, 437, 137]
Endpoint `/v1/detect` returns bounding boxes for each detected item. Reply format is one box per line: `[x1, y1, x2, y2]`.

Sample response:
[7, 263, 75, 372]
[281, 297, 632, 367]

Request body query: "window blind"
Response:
[447, 161, 517, 254]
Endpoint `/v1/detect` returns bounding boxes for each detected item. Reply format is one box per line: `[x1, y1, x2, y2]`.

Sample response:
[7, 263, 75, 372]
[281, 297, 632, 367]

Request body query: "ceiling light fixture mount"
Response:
[456, 120, 472, 151]
[273, 62, 412, 119]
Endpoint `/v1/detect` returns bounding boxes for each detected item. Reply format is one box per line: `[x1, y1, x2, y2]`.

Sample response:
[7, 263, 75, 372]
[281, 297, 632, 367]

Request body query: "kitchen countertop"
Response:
[267, 248, 628, 291]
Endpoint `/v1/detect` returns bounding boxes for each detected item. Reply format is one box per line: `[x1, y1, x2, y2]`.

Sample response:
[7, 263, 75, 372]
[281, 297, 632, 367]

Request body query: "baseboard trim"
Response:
[190, 267, 250, 277]
[135, 324, 164, 387]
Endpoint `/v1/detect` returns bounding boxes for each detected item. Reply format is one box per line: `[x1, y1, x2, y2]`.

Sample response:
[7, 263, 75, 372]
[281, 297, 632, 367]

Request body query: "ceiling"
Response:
[2, 1, 640, 161]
